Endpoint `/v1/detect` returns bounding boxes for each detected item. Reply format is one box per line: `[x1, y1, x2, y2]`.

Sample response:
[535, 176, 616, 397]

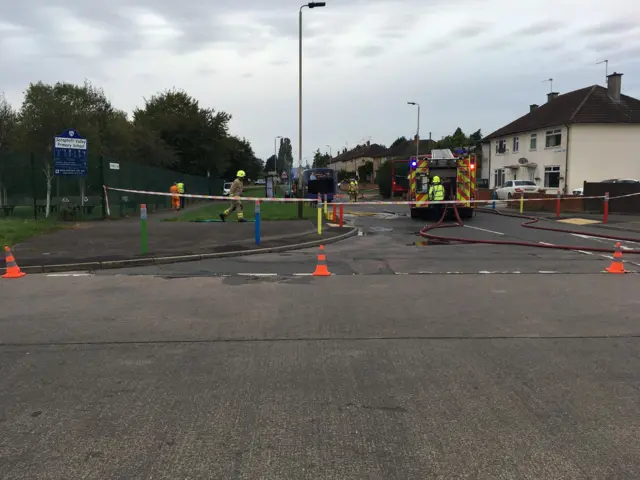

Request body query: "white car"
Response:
[494, 180, 539, 200]
[222, 182, 232, 196]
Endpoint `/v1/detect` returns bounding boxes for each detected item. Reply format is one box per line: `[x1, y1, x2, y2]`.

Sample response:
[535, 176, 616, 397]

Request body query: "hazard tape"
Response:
[104, 186, 640, 206]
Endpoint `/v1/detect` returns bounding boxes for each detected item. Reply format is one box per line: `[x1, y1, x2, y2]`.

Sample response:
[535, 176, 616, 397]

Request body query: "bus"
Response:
[300, 168, 338, 202]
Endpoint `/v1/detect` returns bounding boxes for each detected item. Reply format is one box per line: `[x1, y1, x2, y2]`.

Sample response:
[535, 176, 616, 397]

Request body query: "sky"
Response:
[1, 0, 640, 164]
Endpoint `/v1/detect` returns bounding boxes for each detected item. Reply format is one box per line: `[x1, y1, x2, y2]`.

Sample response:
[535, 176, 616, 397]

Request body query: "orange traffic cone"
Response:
[605, 242, 627, 274]
[312, 245, 331, 276]
[2, 246, 26, 279]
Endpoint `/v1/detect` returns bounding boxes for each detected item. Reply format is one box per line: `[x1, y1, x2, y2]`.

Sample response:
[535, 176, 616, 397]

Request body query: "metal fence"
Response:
[0, 152, 222, 219]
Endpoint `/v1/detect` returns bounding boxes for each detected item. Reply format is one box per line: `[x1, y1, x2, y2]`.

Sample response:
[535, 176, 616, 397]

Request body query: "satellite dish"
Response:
[518, 157, 529, 164]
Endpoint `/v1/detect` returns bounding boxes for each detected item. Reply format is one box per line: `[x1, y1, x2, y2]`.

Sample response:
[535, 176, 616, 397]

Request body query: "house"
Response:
[382, 137, 436, 161]
[482, 72, 640, 193]
[330, 142, 387, 181]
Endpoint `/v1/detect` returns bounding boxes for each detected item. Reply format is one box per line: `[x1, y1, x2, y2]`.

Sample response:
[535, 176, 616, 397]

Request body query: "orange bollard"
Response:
[312, 245, 331, 276]
[605, 242, 627, 274]
[2, 246, 26, 279]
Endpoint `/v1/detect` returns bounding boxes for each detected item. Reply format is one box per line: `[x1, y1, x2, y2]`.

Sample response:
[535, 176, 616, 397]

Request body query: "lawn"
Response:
[0, 218, 64, 247]
[174, 200, 319, 222]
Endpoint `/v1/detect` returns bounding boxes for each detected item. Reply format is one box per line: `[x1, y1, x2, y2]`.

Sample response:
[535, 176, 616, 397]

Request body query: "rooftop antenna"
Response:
[542, 78, 553, 93]
[596, 59, 608, 86]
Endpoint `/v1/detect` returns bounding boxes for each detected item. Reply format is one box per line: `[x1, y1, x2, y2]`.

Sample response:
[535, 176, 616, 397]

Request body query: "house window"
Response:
[544, 165, 561, 188]
[513, 136, 519, 152]
[495, 140, 506, 154]
[530, 133, 537, 150]
[545, 129, 562, 148]
[494, 168, 505, 187]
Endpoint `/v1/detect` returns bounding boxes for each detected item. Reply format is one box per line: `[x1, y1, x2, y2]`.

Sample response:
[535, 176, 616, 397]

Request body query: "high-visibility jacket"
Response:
[177, 182, 185, 193]
[429, 184, 445, 201]
[170, 185, 178, 194]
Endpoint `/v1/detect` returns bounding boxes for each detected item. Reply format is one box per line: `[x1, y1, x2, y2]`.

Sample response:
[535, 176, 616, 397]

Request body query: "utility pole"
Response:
[407, 101, 420, 161]
[298, 2, 326, 217]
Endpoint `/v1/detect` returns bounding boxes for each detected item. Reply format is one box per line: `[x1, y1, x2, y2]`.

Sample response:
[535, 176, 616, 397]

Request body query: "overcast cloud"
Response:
[1, 0, 640, 163]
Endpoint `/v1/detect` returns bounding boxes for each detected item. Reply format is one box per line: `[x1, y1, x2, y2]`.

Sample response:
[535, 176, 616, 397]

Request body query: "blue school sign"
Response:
[53, 128, 88, 176]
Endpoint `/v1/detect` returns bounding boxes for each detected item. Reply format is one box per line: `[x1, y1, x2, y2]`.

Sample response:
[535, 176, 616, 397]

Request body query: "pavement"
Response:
[497, 206, 640, 233]
[2, 202, 640, 478]
[5, 203, 351, 271]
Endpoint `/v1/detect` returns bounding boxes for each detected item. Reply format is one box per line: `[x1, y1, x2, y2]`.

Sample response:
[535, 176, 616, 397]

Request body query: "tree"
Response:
[133, 88, 231, 176]
[0, 93, 18, 153]
[390, 136, 408, 148]
[264, 154, 277, 173]
[277, 138, 293, 173]
[312, 148, 330, 168]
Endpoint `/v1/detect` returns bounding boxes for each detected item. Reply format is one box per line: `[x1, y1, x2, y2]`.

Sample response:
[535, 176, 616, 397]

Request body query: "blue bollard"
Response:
[492, 190, 497, 209]
[255, 200, 260, 245]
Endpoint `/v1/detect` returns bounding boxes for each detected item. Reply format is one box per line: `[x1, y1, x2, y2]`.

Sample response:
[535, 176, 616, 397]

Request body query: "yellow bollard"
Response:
[520, 193, 524, 214]
[317, 201, 322, 235]
[324, 195, 328, 216]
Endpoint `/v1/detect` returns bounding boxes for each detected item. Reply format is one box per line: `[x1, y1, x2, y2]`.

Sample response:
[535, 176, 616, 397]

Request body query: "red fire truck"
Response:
[408, 149, 477, 219]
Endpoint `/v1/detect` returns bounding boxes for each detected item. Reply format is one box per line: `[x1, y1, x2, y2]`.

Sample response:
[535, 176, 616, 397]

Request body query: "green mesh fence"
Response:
[0, 152, 222, 219]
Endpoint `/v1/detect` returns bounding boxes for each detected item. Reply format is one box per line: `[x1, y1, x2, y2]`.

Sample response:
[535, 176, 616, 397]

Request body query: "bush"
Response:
[376, 161, 392, 198]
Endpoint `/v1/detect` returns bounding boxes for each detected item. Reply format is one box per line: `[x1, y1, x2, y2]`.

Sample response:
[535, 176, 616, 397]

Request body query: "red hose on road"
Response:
[420, 205, 640, 253]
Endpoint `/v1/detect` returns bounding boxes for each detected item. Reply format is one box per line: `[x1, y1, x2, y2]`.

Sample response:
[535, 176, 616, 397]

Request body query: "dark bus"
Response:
[302, 168, 338, 202]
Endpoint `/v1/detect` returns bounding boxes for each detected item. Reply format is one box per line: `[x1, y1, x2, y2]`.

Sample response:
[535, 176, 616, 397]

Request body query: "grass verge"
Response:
[173, 201, 318, 221]
[0, 218, 64, 247]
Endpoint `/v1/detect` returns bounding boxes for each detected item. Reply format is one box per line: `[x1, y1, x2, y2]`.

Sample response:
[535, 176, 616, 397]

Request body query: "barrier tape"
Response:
[104, 185, 640, 206]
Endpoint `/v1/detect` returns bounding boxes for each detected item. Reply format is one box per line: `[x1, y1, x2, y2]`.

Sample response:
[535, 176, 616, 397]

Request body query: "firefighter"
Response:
[354, 177, 359, 201]
[177, 180, 185, 209]
[428, 175, 445, 201]
[170, 182, 180, 210]
[348, 179, 357, 202]
[219, 170, 246, 222]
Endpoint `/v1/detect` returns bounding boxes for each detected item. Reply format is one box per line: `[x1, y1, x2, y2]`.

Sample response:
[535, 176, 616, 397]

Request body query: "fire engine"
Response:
[408, 149, 477, 219]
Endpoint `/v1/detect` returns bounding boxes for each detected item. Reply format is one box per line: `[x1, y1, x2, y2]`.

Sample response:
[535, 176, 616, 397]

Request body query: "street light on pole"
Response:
[326, 144, 332, 169]
[274, 135, 282, 177]
[407, 101, 420, 162]
[298, 1, 326, 217]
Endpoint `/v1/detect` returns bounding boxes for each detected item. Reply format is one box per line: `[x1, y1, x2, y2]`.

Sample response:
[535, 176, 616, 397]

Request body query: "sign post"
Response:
[53, 129, 88, 218]
[255, 200, 261, 245]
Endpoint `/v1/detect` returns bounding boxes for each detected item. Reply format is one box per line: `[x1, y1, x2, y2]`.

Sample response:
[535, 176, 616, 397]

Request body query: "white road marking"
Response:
[463, 225, 505, 235]
[47, 273, 93, 277]
[538, 271, 558, 274]
[293, 273, 313, 276]
[237, 273, 278, 276]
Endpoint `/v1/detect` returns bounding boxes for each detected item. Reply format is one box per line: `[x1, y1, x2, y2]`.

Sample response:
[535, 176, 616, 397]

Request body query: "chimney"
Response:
[530, 104, 538, 113]
[547, 92, 559, 103]
[607, 72, 622, 101]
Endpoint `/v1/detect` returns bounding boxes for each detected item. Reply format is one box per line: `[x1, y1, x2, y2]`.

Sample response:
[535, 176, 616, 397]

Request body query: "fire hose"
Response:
[420, 205, 640, 254]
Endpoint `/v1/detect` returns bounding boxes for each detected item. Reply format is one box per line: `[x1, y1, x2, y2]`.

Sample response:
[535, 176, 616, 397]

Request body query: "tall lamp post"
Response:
[298, 1, 326, 217]
[326, 144, 332, 169]
[407, 101, 420, 162]
[274, 135, 282, 179]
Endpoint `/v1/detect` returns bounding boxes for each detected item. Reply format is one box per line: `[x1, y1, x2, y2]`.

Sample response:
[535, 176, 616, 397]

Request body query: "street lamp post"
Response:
[274, 135, 282, 177]
[407, 101, 420, 162]
[298, 2, 326, 217]
[326, 144, 332, 169]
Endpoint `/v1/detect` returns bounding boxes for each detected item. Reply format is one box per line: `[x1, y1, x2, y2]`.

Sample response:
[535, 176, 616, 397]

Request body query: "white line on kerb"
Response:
[293, 273, 313, 276]
[463, 225, 505, 235]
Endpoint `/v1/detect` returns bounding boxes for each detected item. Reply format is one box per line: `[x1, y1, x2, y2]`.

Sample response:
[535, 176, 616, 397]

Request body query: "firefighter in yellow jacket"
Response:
[220, 170, 247, 222]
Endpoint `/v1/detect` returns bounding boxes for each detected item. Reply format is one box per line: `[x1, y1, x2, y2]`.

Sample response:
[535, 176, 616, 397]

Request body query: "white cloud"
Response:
[1, 0, 640, 162]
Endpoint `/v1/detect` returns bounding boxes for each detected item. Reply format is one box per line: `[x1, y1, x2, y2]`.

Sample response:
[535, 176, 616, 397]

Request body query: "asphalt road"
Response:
[2, 204, 640, 479]
[91, 203, 640, 277]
